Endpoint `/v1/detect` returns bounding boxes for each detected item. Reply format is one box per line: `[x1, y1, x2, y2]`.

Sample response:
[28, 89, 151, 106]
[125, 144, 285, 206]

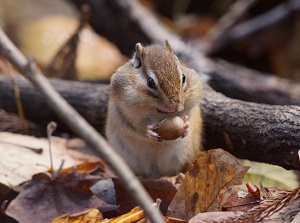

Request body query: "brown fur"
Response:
[106, 42, 203, 178]
[143, 45, 182, 100]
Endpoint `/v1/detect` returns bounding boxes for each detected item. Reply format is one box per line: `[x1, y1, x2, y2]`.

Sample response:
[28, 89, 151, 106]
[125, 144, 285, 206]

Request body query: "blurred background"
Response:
[0, 0, 299, 81]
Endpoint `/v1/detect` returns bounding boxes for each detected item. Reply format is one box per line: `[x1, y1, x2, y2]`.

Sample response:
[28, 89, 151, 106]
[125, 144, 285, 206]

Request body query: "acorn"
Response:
[153, 116, 185, 140]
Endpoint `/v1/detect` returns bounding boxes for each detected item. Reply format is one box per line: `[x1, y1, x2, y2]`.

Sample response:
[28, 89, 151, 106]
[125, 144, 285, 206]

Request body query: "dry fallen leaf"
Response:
[167, 148, 250, 220]
[5, 172, 116, 223]
[0, 132, 100, 186]
[51, 208, 103, 223]
[221, 187, 260, 212]
[164, 216, 187, 223]
[113, 177, 178, 215]
[61, 161, 106, 173]
[0, 183, 18, 223]
[109, 206, 144, 223]
[189, 211, 245, 223]
[52, 206, 145, 223]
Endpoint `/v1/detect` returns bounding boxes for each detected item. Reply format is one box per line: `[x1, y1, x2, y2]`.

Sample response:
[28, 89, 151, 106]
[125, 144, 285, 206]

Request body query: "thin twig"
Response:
[204, 0, 258, 54]
[44, 5, 90, 80]
[0, 28, 164, 223]
[0, 139, 43, 154]
[8, 67, 29, 135]
[1, 57, 29, 135]
[222, 0, 300, 49]
[47, 121, 57, 179]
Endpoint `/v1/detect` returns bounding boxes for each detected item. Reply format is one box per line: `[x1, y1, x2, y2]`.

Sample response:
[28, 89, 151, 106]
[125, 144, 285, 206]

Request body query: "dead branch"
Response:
[202, 84, 300, 170]
[203, 0, 258, 54]
[0, 75, 109, 134]
[198, 60, 300, 106]
[226, 0, 300, 46]
[0, 74, 299, 170]
[0, 109, 43, 136]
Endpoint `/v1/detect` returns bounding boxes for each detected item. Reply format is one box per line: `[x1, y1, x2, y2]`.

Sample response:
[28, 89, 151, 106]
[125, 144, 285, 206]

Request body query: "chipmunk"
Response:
[106, 41, 203, 178]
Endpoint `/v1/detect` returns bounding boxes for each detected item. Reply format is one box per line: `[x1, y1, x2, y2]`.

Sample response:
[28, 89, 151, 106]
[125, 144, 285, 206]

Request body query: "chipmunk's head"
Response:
[131, 41, 186, 113]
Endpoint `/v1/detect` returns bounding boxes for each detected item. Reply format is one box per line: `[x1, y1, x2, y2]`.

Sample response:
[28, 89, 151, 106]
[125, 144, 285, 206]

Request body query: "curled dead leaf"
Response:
[167, 148, 250, 220]
[61, 161, 105, 173]
[5, 172, 117, 223]
[109, 206, 144, 223]
[51, 208, 103, 223]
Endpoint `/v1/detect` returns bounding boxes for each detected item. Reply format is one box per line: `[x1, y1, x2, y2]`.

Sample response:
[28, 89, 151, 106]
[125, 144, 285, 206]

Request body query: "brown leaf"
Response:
[189, 211, 245, 223]
[113, 177, 178, 215]
[109, 206, 144, 223]
[0, 133, 101, 186]
[221, 183, 261, 212]
[51, 208, 103, 223]
[6, 172, 116, 223]
[164, 216, 187, 223]
[222, 189, 260, 212]
[61, 161, 105, 173]
[166, 148, 250, 220]
[0, 183, 18, 223]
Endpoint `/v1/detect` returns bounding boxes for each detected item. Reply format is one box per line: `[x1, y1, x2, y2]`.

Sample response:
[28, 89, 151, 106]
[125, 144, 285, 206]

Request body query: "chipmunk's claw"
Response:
[181, 116, 190, 138]
[147, 125, 163, 142]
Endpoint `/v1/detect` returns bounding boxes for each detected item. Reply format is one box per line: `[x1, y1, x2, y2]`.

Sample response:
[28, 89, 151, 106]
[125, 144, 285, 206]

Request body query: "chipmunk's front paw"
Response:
[181, 116, 190, 138]
[147, 125, 163, 142]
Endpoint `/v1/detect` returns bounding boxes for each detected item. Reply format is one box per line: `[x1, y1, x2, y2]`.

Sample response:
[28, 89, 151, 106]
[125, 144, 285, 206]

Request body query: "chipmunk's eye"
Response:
[136, 60, 141, 69]
[182, 73, 186, 85]
[147, 77, 156, 89]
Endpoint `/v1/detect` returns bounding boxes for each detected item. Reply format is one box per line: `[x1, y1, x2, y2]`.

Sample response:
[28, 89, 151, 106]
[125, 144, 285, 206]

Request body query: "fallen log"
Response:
[0, 75, 299, 170]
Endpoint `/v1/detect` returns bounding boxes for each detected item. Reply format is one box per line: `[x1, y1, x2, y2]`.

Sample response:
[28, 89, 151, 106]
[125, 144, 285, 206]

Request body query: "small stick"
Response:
[0, 139, 43, 154]
[8, 67, 29, 135]
[210, 0, 300, 52]
[204, 0, 258, 54]
[47, 121, 57, 179]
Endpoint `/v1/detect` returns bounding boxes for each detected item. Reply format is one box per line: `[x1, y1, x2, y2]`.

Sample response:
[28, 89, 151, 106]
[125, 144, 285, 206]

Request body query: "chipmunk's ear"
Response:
[165, 40, 174, 54]
[131, 43, 144, 68]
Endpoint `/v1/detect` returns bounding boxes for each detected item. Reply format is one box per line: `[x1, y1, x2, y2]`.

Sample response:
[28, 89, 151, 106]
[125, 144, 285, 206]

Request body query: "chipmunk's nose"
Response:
[174, 103, 184, 112]
[156, 101, 184, 113]
[168, 99, 184, 113]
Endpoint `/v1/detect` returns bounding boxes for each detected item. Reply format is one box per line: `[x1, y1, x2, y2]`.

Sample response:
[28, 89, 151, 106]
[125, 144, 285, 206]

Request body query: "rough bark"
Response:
[0, 75, 109, 134]
[207, 60, 300, 105]
[0, 109, 44, 136]
[201, 85, 300, 170]
[0, 75, 299, 170]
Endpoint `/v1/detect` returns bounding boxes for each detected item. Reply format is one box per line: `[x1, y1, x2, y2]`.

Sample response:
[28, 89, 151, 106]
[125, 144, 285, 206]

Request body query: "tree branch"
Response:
[227, 0, 300, 45]
[201, 85, 300, 170]
[0, 109, 43, 136]
[195, 59, 300, 106]
[203, 0, 258, 54]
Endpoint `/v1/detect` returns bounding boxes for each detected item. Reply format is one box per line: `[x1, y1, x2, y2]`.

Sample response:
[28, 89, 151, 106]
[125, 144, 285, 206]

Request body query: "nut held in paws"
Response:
[153, 116, 185, 140]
